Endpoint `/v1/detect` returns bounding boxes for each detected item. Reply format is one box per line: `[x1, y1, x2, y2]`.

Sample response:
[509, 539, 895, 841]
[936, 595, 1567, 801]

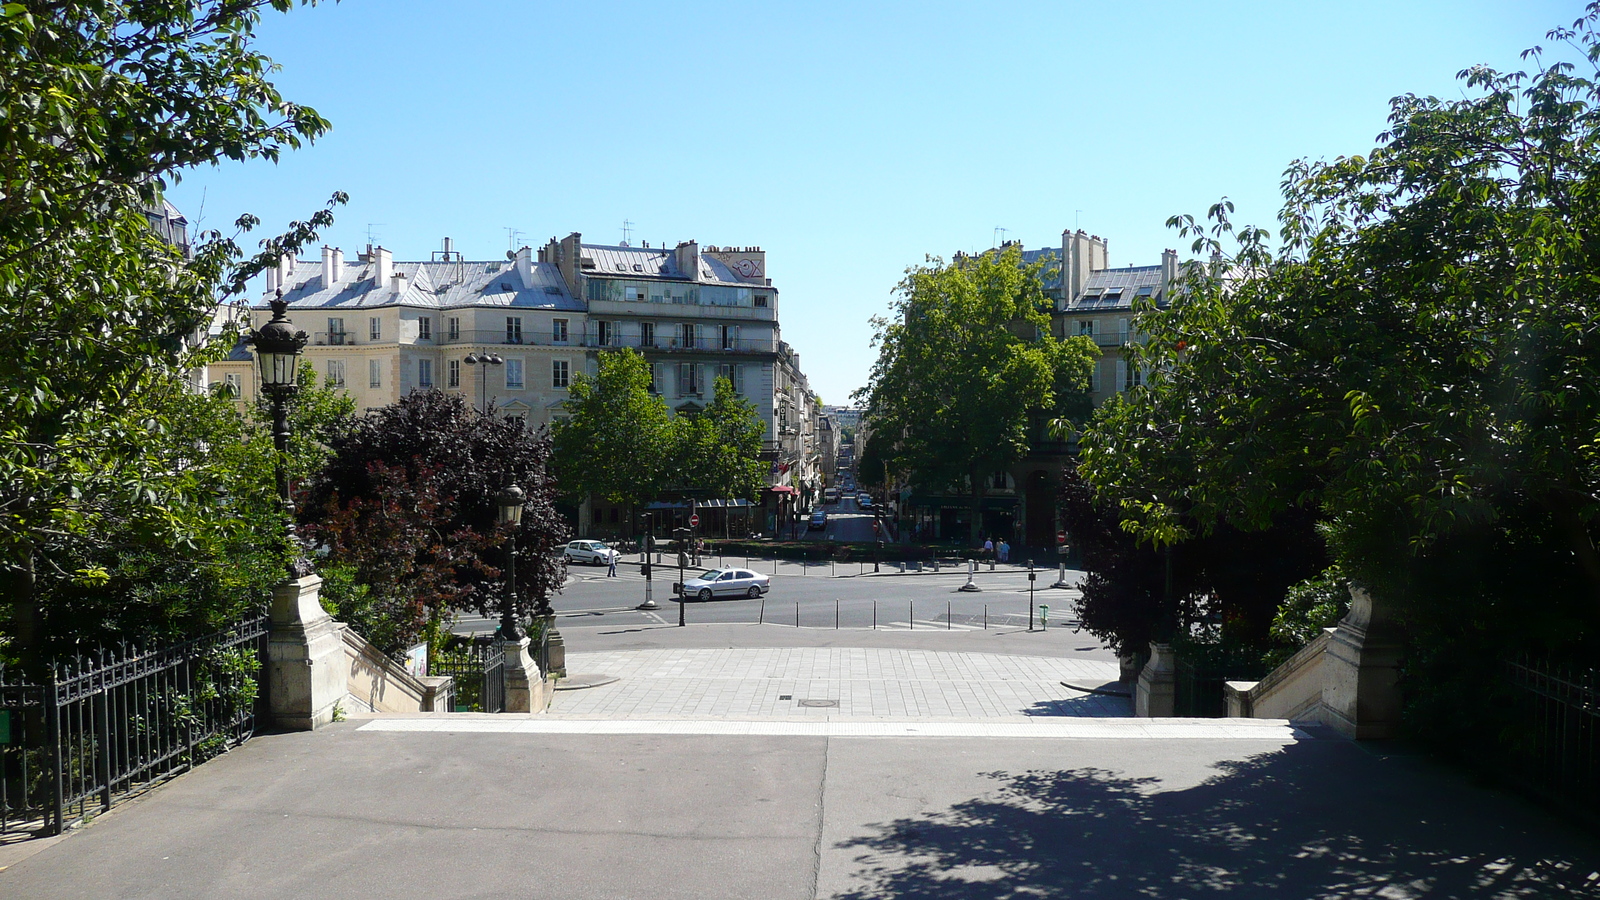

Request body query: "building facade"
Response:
[213, 232, 824, 536]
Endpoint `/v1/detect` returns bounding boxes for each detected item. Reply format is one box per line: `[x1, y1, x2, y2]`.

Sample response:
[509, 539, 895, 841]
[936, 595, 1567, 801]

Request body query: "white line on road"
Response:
[358, 718, 1306, 740]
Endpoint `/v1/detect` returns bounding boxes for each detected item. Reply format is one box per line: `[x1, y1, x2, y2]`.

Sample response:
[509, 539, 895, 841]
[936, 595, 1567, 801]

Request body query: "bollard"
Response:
[873, 601, 877, 630]
[959, 558, 981, 592]
[947, 600, 951, 630]
[796, 602, 801, 628]
[1053, 562, 1071, 589]
[989, 557, 996, 571]
[836, 598, 840, 629]
[934, 558, 940, 573]
[910, 600, 914, 630]
[984, 604, 988, 630]
[1040, 605, 1050, 629]
[760, 597, 765, 624]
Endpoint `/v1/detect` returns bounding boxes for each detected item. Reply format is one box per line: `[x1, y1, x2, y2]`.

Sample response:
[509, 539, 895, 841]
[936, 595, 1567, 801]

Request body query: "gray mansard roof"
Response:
[268, 257, 583, 312]
[580, 243, 756, 285]
[1067, 264, 1169, 311]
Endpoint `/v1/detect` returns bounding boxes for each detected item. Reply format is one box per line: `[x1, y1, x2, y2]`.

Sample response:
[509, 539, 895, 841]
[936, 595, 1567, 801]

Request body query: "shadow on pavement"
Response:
[831, 740, 1600, 899]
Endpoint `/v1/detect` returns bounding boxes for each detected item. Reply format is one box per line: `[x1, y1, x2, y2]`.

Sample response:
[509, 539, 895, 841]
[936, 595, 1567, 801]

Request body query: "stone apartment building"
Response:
[212, 232, 823, 536]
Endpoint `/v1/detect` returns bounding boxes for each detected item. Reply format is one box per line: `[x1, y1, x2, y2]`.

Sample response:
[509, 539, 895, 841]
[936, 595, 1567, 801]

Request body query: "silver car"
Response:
[678, 567, 771, 601]
[563, 539, 620, 566]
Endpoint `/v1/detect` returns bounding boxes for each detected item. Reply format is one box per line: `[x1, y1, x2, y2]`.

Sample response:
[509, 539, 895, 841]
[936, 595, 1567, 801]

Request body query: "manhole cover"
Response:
[797, 699, 839, 708]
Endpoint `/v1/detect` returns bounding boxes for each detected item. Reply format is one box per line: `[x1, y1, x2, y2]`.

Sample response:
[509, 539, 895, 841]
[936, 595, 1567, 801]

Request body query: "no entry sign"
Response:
[689, 514, 700, 528]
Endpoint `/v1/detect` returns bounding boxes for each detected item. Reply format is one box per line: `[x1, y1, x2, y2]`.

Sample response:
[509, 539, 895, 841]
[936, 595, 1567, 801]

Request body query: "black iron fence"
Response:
[1502, 656, 1598, 824]
[1175, 650, 1269, 718]
[0, 615, 269, 838]
[433, 640, 506, 713]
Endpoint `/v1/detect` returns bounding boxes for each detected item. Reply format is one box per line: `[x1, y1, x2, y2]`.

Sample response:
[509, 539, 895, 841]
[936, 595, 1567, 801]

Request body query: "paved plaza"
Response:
[543, 646, 1131, 719]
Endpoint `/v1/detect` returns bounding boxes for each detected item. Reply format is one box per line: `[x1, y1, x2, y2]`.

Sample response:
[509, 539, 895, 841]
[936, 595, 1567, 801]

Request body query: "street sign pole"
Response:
[1028, 560, 1036, 631]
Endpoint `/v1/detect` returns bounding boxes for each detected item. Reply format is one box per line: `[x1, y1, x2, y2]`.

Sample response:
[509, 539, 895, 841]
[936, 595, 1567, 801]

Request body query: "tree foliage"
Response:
[0, 0, 338, 664]
[858, 245, 1097, 543]
[551, 349, 671, 507]
[1080, 10, 1600, 669]
[667, 376, 768, 501]
[305, 391, 566, 629]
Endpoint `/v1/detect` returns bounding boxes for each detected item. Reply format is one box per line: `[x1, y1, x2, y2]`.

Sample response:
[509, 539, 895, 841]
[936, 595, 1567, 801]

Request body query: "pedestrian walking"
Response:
[982, 536, 994, 560]
[607, 549, 618, 577]
[999, 539, 1010, 563]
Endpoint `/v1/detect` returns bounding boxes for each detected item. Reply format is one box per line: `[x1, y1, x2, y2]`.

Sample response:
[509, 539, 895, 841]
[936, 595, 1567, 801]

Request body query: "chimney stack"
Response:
[372, 246, 392, 290]
[321, 246, 343, 287]
[1161, 248, 1178, 294]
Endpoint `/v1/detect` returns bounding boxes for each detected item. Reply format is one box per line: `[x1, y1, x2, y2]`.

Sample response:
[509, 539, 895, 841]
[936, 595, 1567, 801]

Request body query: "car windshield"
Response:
[698, 569, 729, 581]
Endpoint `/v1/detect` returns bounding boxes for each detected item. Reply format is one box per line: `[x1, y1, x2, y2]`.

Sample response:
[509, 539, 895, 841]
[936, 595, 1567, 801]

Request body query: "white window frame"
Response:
[418, 358, 433, 388]
[448, 359, 461, 388]
[640, 321, 655, 348]
[446, 316, 460, 341]
[418, 316, 431, 341]
[506, 316, 523, 345]
[369, 358, 382, 388]
[552, 318, 568, 344]
[369, 316, 381, 341]
[327, 359, 346, 388]
[552, 359, 570, 389]
[506, 358, 525, 389]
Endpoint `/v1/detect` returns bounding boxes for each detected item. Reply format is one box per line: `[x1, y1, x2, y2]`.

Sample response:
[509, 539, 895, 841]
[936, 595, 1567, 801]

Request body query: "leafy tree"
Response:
[306, 390, 566, 626]
[667, 376, 767, 501]
[858, 245, 1097, 543]
[0, 0, 338, 664]
[550, 349, 672, 511]
[1080, 11, 1600, 712]
[304, 463, 493, 654]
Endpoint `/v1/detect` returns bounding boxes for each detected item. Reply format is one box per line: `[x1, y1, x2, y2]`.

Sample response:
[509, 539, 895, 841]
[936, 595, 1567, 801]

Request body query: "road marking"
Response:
[358, 718, 1306, 740]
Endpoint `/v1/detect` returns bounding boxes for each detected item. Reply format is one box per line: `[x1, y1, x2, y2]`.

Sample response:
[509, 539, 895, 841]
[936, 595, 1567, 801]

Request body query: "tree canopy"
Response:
[1080, 10, 1600, 670]
[858, 245, 1097, 543]
[0, 0, 339, 664]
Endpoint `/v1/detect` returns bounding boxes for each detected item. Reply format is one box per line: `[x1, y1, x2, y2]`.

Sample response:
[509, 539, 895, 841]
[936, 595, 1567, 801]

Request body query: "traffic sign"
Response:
[689, 514, 699, 527]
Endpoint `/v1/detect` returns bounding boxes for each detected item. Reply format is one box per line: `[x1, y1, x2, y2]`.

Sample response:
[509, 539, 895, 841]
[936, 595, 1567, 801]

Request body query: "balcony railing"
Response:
[313, 331, 354, 346]
[434, 329, 774, 353]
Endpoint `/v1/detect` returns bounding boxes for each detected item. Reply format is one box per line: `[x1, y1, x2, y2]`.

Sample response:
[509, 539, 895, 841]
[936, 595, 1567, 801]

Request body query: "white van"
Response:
[823, 487, 840, 504]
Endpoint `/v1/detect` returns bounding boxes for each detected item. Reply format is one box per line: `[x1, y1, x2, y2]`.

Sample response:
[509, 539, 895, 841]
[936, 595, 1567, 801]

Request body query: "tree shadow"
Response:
[831, 739, 1600, 898]
[1022, 695, 1132, 717]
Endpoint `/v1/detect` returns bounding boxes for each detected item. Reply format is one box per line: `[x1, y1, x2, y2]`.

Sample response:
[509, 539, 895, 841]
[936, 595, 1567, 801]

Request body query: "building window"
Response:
[418, 359, 433, 388]
[369, 317, 381, 341]
[678, 323, 695, 349]
[1078, 320, 1095, 336]
[679, 362, 702, 396]
[624, 285, 646, 301]
[419, 316, 432, 340]
[552, 318, 568, 343]
[720, 324, 738, 350]
[716, 363, 743, 394]
[1091, 358, 1103, 393]
[506, 316, 523, 345]
[597, 320, 614, 347]
[448, 359, 461, 388]
[552, 359, 570, 388]
[327, 359, 346, 388]
[506, 358, 524, 389]
[327, 317, 346, 346]
[754, 294, 769, 308]
[640, 321, 655, 347]
[369, 359, 382, 388]
[447, 316, 460, 341]
[222, 373, 241, 397]
[648, 363, 661, 394]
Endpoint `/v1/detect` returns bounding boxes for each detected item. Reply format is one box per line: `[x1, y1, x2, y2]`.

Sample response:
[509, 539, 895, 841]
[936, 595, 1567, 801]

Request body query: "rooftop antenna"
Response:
[994, 226, 1008, 248]
[365, 223, 385, 246]
[505, 227, 525, 251]
[621, 219, 634, 246]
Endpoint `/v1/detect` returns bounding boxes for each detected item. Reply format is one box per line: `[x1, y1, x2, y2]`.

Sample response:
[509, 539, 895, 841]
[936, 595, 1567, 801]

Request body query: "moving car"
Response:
[563, 539, 620, 566]
[857, 494, 872, 508]
[822, 487, 840, 504]
[807, 509, 828, 530]
[678, 568, 771, 601]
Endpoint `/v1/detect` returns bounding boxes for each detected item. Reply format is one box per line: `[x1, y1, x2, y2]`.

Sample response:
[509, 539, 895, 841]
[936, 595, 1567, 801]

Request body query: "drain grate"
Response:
[778, 694, 792, 700]
[797, 699, 839, 708]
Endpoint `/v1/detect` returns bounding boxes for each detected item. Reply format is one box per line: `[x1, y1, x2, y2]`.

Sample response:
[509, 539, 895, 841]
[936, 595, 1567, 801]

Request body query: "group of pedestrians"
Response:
[980, 536, 1011, 563]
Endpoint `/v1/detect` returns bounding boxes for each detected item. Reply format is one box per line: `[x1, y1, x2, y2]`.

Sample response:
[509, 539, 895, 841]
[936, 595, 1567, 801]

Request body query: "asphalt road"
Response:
[458, 559, 1087, 636]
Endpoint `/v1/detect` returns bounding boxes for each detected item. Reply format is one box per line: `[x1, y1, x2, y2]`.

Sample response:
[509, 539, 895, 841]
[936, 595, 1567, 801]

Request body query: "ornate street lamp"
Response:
[464, 352, 504, 412]
[246, 292, 313, 578]
[495, 484, 525, 640]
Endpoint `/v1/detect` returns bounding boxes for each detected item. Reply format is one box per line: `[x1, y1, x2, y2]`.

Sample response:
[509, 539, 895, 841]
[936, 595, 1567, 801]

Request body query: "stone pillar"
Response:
[1322, 586, 1404, 739]
[1135, 641, 1177, 717]
[501, 637, 549, 714]
[266, 575, 346, 731]
[545, 624, 567, 678]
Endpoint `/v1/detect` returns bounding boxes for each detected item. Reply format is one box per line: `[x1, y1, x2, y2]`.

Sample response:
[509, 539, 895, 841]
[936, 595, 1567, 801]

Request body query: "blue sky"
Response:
[170, 0, 1576, 403]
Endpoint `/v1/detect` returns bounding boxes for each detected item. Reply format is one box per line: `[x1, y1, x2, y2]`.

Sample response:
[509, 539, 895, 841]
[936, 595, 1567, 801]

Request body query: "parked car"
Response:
[807, 509, 828, 530]
[563, 539, 620, 566]
[857, 494, 872, 508]
[678, 567, 771, 601]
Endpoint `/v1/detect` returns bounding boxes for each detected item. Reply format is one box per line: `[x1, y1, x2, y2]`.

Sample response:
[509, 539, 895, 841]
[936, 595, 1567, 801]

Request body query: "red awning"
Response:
[767, 485, 798, 494]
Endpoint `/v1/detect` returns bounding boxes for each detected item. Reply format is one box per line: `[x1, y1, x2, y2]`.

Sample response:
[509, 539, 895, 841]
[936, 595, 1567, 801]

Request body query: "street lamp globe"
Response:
[495, 483, 526, 640]
[496, 484, 526, 524]
[247, 293, 307, 394]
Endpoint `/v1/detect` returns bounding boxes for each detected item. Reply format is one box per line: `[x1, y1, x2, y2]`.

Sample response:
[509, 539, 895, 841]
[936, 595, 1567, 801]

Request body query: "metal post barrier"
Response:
[910, 600, 915, 630]
[836, 598, 840, 629]
[946, 601, 951, 630]
[873, 601, 877, 630]
[759, 597, 765, 624]
[1028, 560, 1036, 631]
[796, 602, 800, 628]
[984, 605, 988, 629]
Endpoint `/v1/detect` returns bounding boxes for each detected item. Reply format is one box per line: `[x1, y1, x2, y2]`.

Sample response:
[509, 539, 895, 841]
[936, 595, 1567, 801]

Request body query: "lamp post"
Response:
[464, 351, 504, 412]
[495, 484, 525, 640]
[246, 292, 312, 578]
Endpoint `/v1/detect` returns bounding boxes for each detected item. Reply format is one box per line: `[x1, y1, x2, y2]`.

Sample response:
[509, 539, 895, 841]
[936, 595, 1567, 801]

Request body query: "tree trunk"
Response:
[968, 467, 988, 549]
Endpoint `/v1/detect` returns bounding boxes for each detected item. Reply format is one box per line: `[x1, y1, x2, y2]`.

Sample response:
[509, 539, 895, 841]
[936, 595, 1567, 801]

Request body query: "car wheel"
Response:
[698, 588, 713, 602]
[747, 586, 761, 599]
[593, 556, 604, 566]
